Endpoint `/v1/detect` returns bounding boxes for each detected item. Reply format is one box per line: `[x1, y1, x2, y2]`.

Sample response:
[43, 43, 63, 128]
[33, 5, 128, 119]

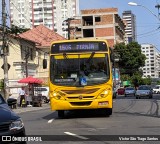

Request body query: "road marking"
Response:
[48, 119, 54, 123]
[64, 132, 89, 140]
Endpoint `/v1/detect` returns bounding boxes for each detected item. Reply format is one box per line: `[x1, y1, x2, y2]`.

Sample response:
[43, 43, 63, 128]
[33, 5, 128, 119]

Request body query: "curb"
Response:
[13, 104, 50, 114]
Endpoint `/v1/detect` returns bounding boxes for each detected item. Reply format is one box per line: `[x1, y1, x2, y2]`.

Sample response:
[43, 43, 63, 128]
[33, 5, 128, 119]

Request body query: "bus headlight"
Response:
[52, 91, 65, 100]
[97, 89, 110, 98]
[53, 92, 57, 96]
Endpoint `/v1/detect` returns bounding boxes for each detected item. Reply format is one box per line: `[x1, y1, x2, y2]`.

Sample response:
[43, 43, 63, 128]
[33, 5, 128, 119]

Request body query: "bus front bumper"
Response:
[50, 98, 112, 110]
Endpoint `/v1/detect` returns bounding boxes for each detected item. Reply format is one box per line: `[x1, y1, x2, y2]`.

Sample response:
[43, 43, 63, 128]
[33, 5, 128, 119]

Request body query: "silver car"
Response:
[125, 87, 136, 97]
[135, 85, 153, 99]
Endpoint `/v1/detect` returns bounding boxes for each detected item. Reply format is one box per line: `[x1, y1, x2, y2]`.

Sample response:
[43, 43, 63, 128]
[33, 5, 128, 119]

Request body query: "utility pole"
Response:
[2, 0, 9, 100]
[67, 19, 71, 40]
[25, 57, 28, 78]
[25, 51, 29, 77]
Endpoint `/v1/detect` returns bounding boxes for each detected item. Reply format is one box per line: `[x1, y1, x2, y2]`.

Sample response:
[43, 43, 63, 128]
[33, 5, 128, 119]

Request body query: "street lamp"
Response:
[128, 2, 138, 6]
[128, 2, 160, 21]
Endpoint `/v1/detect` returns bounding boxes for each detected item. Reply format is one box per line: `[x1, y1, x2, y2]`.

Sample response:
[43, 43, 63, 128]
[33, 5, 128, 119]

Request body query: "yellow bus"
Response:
[43, 39, 114, 118]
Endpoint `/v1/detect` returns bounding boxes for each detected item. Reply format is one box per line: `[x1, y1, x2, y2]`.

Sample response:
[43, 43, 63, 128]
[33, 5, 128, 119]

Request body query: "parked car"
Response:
[0, 94, 26, 143]
[135, 85, 153, 99]
[124, 87, 136, 97]
[117, 88, 125, 95]
[152, 85, 160, 94]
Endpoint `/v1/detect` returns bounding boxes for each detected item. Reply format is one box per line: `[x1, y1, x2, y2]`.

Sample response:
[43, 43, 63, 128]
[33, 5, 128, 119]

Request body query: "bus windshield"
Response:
[50, 53, 110, 86]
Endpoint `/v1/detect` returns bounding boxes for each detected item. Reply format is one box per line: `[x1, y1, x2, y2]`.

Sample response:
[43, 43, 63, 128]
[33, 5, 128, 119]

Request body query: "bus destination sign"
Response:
[51, 42, 107, 53]
[59, 43, 99, 51]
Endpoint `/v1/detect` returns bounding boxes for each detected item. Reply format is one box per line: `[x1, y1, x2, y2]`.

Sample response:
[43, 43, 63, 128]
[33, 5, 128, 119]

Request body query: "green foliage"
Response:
[114, 42, 146, 76]
[120, 74, 131, 82]
[9, 25, 30, 34]
[121, 72, 151, 87]
[142, 76, 152, 85]
[122, 73, 152, 87]
[156, 80, 160, 85]
[0, 79, 4, 89]
[131, 72, 142, 87]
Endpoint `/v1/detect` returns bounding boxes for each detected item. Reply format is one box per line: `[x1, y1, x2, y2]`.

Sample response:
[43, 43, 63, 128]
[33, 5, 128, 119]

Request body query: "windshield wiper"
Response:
[86, 52, 95, 63]
[82, 52, 95, 76]
[63, 53, 68, 59]
[63, 53, 70, 64]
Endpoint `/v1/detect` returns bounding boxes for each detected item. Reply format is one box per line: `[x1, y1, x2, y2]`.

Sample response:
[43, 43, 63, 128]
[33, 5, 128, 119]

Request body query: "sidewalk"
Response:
[12, 103, 50, 114]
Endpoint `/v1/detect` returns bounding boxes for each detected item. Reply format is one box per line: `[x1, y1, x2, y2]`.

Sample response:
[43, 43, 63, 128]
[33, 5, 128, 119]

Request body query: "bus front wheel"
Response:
[58, 110, 64, 118]
[104, 108, 112, 116]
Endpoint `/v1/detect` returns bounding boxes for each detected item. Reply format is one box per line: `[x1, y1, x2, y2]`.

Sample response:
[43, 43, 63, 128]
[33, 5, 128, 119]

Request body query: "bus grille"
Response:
[0, 123, 10, 132]
[62, 88, 99, 94]
[67, 96, 94, 99]
[70, 101, 92, 106]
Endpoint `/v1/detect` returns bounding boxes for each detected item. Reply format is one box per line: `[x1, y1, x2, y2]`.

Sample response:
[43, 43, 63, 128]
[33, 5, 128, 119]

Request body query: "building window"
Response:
[30, 48, 33, 60]
[20, 45, 23, 57]
[95, 16, 101, 22]
[54, 29, 57, 32]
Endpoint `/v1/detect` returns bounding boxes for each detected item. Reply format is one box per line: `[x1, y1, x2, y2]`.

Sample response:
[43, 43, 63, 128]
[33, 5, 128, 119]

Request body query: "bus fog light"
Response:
[57, 96, 61, 99]
[98, 101, 109, 106]
[100, 94, 105, 98]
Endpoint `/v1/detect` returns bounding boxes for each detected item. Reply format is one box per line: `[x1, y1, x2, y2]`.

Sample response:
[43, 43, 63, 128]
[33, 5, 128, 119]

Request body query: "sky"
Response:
[79, 0, 160, 51]
[1, 0, 160, 50]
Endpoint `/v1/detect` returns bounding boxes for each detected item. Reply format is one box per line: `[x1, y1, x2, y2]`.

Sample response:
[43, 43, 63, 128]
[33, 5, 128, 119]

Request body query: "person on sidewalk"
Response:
[19, 86, 26, 107]
[26, 91, 32, 107]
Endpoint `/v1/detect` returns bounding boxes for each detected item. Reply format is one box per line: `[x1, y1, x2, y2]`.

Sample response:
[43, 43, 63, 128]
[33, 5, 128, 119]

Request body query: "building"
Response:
[0, 34, 37, 96]
[70, 8, 126, 47]
[18, 24, 66, 80]
[9, 0, 79, 39]
[141, 44, 160, 78]
[0, 25, 65, 97]
[122, 10, 136, 44]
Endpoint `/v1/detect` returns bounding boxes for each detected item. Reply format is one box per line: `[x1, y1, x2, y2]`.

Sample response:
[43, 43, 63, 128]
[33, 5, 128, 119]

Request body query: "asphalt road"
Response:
[19, 94, 160, 144]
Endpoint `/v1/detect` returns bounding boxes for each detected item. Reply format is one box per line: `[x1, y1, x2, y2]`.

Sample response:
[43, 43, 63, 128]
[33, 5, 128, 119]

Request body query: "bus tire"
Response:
[107, 108, 112, 115]
[104, 108, 112, 116]
[58, 110, 64, 118]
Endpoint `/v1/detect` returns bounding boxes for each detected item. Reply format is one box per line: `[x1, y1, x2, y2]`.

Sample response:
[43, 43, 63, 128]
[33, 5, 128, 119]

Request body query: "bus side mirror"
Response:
[43, 59, 47, 69]
[109, 47, 114, 63]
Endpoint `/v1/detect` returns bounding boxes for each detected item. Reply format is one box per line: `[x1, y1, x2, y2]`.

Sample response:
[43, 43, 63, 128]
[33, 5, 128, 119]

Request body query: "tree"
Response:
[114, 42, 146, 76]
[142, 76, 152, 85]
[120, 74, 131, 82]
[156, 80, 160, 85]
[131, 72, 143, 87]
[9, 25, 30, 34]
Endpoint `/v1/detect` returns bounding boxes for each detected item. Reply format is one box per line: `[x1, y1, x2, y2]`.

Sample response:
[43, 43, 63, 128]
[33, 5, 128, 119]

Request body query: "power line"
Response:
[1, 2, 49, 55]
[9, 2, 54, 55]
[136, 27, 160, 37]
[138, 29, 160, 39]
[10, 2, 57, 42]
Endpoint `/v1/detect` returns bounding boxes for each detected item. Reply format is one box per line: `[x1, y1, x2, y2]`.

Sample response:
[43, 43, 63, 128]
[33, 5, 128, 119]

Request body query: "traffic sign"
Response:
[1, 63, 11, 70]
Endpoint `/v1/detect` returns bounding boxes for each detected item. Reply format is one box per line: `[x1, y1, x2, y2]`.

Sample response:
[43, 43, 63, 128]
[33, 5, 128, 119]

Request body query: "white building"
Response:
[122, 10, 136, 44]
[9, 0, 79, 39]
[141, 44, 160, 78]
